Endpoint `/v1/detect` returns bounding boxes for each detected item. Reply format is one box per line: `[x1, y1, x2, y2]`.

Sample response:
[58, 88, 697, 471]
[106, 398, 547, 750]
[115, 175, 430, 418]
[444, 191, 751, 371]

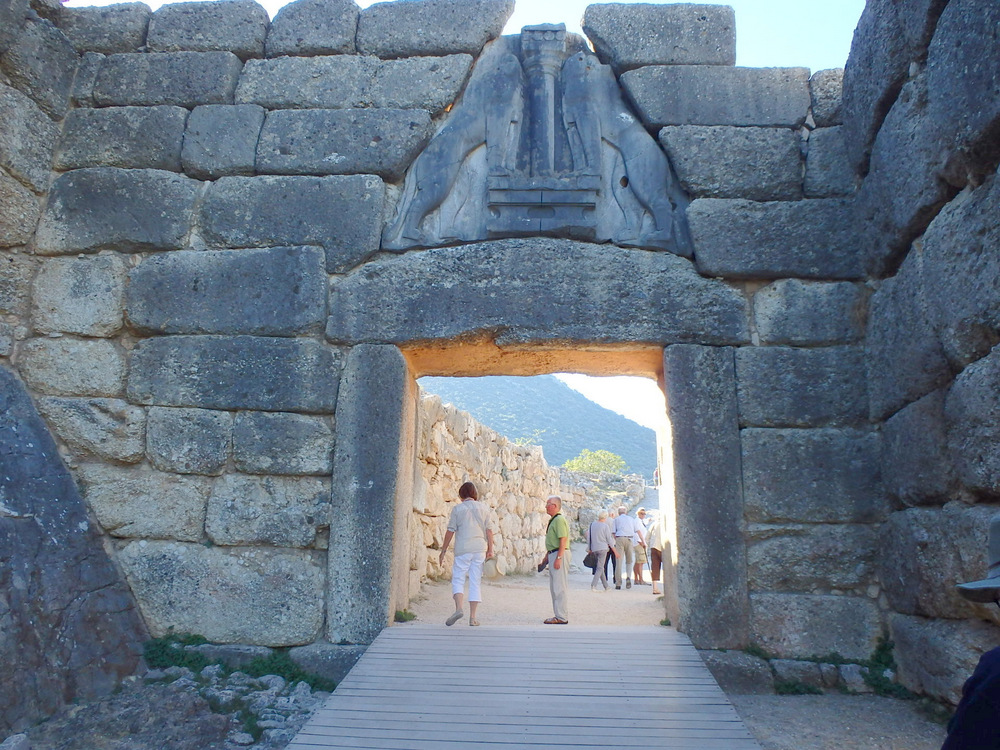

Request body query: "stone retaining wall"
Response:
[1, 0, 998, 730]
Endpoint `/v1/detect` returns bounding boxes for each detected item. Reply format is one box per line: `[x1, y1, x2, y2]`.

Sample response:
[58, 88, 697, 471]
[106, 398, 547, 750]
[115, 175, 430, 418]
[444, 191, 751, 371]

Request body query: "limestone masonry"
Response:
[1, 0, 999, 733]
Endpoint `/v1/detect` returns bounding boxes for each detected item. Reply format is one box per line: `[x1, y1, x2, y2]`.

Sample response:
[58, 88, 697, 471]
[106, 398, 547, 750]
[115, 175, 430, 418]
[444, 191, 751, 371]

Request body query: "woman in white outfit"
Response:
[438, 481, 495, 626]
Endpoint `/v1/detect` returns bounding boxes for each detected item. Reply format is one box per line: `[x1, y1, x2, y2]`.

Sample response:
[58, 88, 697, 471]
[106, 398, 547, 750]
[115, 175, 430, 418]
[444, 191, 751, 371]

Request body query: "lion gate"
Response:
[3, 0, 1000, 733]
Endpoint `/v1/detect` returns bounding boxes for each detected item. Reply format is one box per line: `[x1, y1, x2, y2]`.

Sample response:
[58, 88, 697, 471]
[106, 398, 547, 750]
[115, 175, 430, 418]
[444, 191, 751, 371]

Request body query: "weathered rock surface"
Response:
[206, 474, 331, 547]
[128, 335, 343, 414]
[582, 3, 736, 72]
[810, 68, 843, 127]
[181, 103, 263, 179]
[0, 15, 78, 119]
[658, 125, 802, 200]
[35, 168, 199, 255]
[0, 82, 59, 193]
[690, 199, 862, 280]
[878, 503, 1000, 621]
[699, 651, 774, 695]
[55, 105, 187, 171]
[753, 280, 864, 346]
[76, 462, 210, 541]
[750, 593, 881, 661]
[146, 406, 232, 476]
[804, 126, 855, 197]
[93, 51, 241, 107]
[0, 171, 38, 247]
[0, 253, 34, 315]
[118, 541, 326, 646]
[742, 428, 886, 524]
[19, 337, 126, 397]
[326, 238, 749, 346]
[891, 613, 1000, 704]
[256, 108, 433, 181]
[199, 175, 384, 273]
[57, 3, 151, 54]
[356, 0, 512, 58]
[32, 254, 127, 336]
[622, 66, 810, 128]
[747, 523, 878, 593]
[233, 411, 333, 476]
[37, 396, 145, 463]
[945, 349, 1000, 499]
[147, 0, 268, 59]
[265, 0, 358, 57]
[735, 347, 868, 427]
[882, 389, 955, 506]
[0, 366, 146, 734]
[127, 246, 327, 336]
[0, 0, 29, 54]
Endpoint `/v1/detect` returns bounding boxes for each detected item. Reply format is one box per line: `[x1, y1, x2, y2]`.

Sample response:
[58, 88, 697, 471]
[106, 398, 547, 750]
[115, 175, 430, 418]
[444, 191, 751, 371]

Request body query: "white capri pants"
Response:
[452, 552, 486, 602]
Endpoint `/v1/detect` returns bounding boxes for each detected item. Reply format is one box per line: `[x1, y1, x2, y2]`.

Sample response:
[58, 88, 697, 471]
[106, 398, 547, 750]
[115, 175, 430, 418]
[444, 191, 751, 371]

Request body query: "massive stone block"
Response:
[0, 16, 78, 119]
[804, 126, 855, 198]
[127, 246, 327, 336]
[735, 346, 868, 427]
[238, 55, 471, 115]
[891, 613, 1000, 705]
[326, 238, 749, 347]
[356, 0, 513, 58]
[58, 4, 151, 54]
[35, 168, 198, 255]
[71, 51, 104, 107]
[658, 125, 802, 201]
[878, 504, 1000, 621]
[621, 66, 811, 128]
[233, 411, 333, 475]
[662, 344, 748, 649]
[55, 105, 187, 171]
[0, 253, 34, 315]
[810, 68, 843, 127]
[582, 3, 736, 72]
[742, 428, 886, 524]
[256, 108, 433, 181]
[19, 337, 125, 397]
[36, 396, 145, 463]
[865, 249, 951, 421]
[921, 170, 1000, 369]
[199, 175, 384, 273]
[750, 593, 882, 661]
[0, 170, 38, 247]
[181, 103, 264, 179]
[0, 367, 146, 734]
[945, 349, 1000, 498]
[328, 344, 414, 644]
[76, 463, 210, 541]
[147, 0, 268, 59]
[117, 541, 326, 646]
[146, 406, 232, 476]
[206, 474, 331, 547]
[0, 83, 59, 193]
[32, 254, 127, 336]
[753, 280, 865, 346]
[93, 51, 241, 107]
[882, 389, 955, 506]
[0, 0, 29, 55]
[747, 523, 877, 593]
[265, 0, 358, 57]
[689, 199, 862, 280]
[128, 335, 342, 413]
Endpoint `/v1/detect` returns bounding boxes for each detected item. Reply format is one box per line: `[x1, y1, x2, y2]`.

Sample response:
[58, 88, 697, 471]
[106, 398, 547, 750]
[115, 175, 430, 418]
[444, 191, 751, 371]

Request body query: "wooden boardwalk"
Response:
[286, 624, 760, 749]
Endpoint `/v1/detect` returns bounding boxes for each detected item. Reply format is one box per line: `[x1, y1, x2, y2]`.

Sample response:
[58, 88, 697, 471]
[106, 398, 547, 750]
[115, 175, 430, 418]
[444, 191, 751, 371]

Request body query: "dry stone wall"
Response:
[1, 0, 999, 728]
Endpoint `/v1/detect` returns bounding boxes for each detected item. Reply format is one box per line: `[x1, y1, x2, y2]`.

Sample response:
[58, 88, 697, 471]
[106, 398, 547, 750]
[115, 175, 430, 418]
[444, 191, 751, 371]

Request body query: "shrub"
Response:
[394, 609, 416, 622]
[775, 679, 823, 695]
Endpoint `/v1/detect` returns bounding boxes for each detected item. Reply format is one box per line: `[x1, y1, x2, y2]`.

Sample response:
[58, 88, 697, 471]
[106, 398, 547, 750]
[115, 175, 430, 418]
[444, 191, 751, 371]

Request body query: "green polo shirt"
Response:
[545, 513, 569, 552]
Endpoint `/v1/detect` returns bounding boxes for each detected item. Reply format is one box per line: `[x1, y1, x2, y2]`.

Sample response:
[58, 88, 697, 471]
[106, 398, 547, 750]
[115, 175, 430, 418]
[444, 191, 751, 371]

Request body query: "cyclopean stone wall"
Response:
[1, 0, 999, 729]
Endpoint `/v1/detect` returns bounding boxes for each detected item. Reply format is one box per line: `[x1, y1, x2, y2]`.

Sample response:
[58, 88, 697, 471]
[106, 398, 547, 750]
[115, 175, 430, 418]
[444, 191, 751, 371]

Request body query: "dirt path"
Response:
[403, 547, 948, 750]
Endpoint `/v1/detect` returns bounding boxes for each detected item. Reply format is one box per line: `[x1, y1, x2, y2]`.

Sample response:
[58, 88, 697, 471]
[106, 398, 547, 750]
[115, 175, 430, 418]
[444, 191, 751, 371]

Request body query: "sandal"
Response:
[469, 618, 480, 626]
[543, 617, 568, 625]
[445, 610, 463, 626]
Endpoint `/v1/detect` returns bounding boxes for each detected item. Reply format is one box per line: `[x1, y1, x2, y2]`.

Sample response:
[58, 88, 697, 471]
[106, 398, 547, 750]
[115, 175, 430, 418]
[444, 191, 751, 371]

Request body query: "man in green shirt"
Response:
[541, 495, 570, 624]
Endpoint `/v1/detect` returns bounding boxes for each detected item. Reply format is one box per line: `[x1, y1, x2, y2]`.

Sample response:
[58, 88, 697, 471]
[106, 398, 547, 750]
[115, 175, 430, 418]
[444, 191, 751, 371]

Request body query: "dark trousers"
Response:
[604, 547, 617, 580]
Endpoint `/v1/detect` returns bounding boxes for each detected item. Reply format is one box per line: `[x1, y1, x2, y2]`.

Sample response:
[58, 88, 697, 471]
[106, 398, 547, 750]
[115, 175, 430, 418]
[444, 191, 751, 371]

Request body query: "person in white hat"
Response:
[941, 513, 1000, 749]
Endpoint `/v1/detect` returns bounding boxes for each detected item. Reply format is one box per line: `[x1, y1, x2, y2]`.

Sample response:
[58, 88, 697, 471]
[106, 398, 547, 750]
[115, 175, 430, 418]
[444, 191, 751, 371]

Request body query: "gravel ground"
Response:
[405, 545, 948, 750]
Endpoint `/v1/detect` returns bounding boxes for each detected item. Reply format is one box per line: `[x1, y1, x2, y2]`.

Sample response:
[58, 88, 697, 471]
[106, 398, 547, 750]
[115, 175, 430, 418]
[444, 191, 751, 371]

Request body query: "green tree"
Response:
[563, 449, 628, 475]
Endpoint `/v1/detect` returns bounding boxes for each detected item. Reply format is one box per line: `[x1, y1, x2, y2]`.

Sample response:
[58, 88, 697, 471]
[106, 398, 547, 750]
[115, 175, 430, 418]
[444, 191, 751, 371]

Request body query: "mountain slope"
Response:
[418, 375, 657, 478]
